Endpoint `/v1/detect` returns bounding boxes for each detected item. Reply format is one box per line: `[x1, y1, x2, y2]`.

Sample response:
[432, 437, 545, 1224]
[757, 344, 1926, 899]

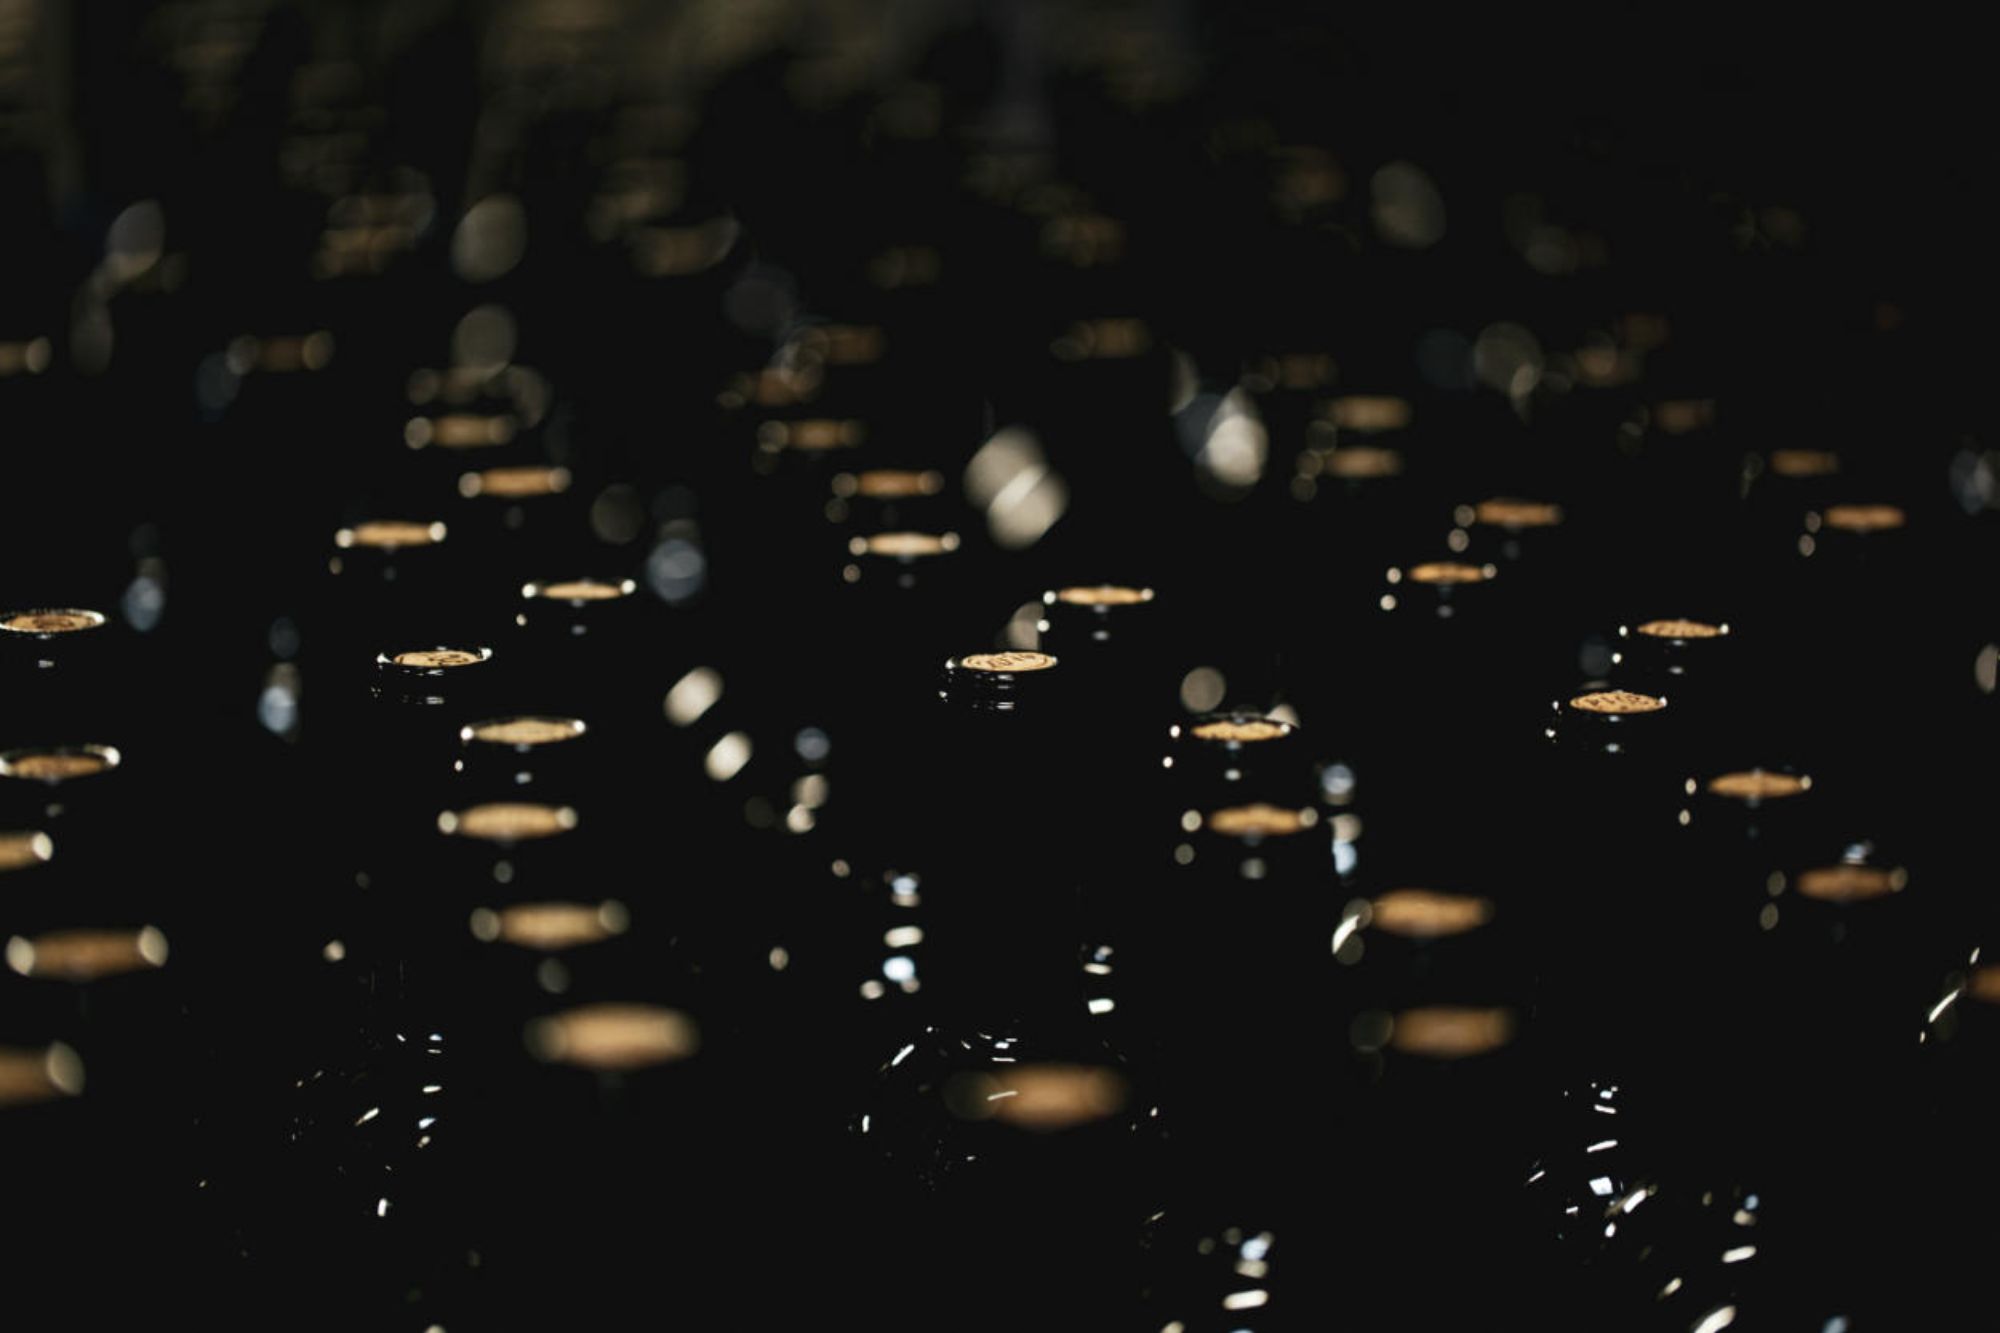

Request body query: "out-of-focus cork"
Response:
[338, 521, 444, 549]
[7, 926, 168, 981]
[955, 1064, 1128, 1130]
[856, 532, 958, 558]
[1706, 771, 1808, 800]
[461, 465, 571, 498]
[842, 469, 943, 499]
[473, 902, 629, 950]
[1326, 396, 1412, 431]
[465, 717, 585, 746]
[1391, 1006, 1515, 1057]
[1370, 889, 1495, 938]
[1822, 504, 1906, 534]
[0, 1044, 83, 1107]
[527, 1003, 699, 1070]
[1190, 718, 1290, 742]
[1053, 586, 1153, 606]
[531, 580, 630, 601]
[1407, 562, 1491, 585]
[439, 803, 578, 842]
[1206, 804, 1315, 837]
[1325, 446, 1404, 478]
[1473, 499, 1563, 528]
[1796, 864, 1905, 902]
[1, 749, 116, 781]
[1770, 449, 1840, 478]
[0, 831, 53, 872]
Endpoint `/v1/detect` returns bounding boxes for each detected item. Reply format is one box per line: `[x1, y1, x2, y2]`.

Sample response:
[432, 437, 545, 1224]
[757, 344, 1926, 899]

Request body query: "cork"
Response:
[0, 831, 53, 872]
[1206, 804, 1315, 837]
[959, 651, 1057, 673]
[1706, 771, 1808, 800]
[800, 324, 886, 365]
[761, 419, 864, 451]
[426, 414, 517, 448]
[954, 1065, 1128, 1130]
[1370, 889, 1495, 938]
[1769, 449, 1840, 478]
[465, 717, 586, 747]
[1652, 399, 1715, 435]
[0, 609, 105, 634]
[337, 521, 444, 550]
[439, 803, 578, 842]
[1325, 446, 1404, 478]
[7, 926, 168, 981]
[461, 466, 571, 499]
[1190, 719, 1290, 743]
[1473, 499, 1563, 528]
[1967, 967, 2000, 1004]
[1795, 864, 1905, 902]
[529, 579, 631, 601]
[527, 1003, 699, 1069]
[1, 748, 117, 781]
[1055, 318, 1151, 359]
[1635, 619, 1724, 640]
[1326, 396, 1412, 432]
[843, 469, 943, 499]
[0, 1044, 83, 1107]
[1568, 690, 1666, 715]
[1407, 562, 1491, 585]
[1053, 586, 1153, 607]
[391, 648, 487, 669]
[855, 532, 958, 558]
[474, 902, 628, 950]
[1390, 1006, 1515, 1058]
[1821, 504, 1906, 534]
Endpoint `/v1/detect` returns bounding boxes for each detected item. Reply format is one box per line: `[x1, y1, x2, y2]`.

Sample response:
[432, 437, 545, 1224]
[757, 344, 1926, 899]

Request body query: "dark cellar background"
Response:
[2, 2, 1997, 1328]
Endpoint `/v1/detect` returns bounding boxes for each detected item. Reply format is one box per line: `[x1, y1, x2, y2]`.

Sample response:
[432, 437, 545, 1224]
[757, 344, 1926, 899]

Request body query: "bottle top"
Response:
[1701, 770, 1810, 800]
[462, 716, 587, 747]
[758, 419, 865, 451]
[1628, 618, 1728, 641]
[1204, 804, 1317, 837]
[0, 609, 106, 636]
[0, 1043, 84, 1108]
[1366, 889, 1495, 939]
[406, 413, 516, 449]
[1566, 689, 1666, 716]
[945, 1063, 1128, 1131]
[459, 465, 571, 499]
[1461, 498, 1563, 529]
[851, 532, 960, 558]
[941, 651, 1060, 708]
[470, 901, 629, 950]
[0, 831, 53, 872]
[525, 1002, 699, 1070]
[1814, 503, 1906, 534]
[1047, 585, 1154, 608]
[1400, 561, 1493, 586]
[1183, 715, 1293, 745]
[335, 521, 445, 550]
[438, 802, 578, 843]
[380, 646, 493, 671]
[1324, 395, 1412, 432]
[6, 926, 168, 981]
[1768, 448, 1840, 478]
[1387, 1006, 1515, 1058]
[0, 745, 120, 782]
[523, 578, 636, 602]
[833, 469, 944, 499]
[1792, 863, 1907, 903]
